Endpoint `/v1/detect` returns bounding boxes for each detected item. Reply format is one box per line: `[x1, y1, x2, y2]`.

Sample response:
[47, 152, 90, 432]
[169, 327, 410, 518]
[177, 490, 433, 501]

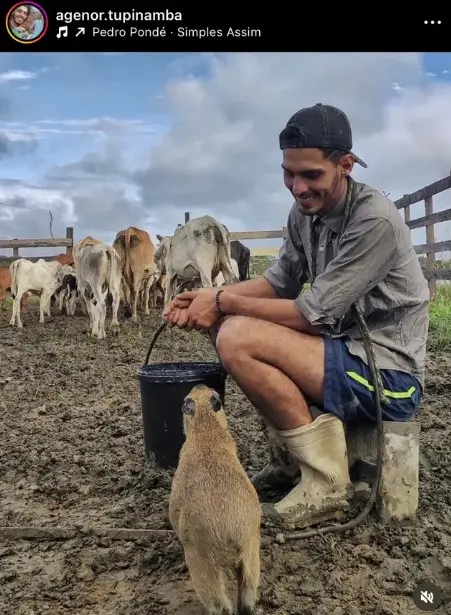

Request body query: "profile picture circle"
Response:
[6, 2, 48, 43]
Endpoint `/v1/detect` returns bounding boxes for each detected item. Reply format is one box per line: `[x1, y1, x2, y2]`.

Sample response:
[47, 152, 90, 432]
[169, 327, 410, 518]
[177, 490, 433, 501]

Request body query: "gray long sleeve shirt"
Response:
[263, 180, 430, 387]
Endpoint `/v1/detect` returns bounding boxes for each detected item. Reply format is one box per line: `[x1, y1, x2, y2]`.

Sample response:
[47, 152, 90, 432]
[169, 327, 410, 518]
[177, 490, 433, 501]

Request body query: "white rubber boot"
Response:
[261, 413, 352, 529]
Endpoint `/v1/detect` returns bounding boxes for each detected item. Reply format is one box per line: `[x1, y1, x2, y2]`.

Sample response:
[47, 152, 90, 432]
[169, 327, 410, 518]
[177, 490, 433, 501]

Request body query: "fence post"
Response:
[66, 227, 74, 254]
[184, 212, 190, 223]
[424, 196, 436, 298]
[403, 204, 410, 226]
[12, 239, 19, 260]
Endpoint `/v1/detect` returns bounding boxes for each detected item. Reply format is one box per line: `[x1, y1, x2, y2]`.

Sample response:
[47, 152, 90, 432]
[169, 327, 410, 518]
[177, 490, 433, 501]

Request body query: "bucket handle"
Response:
[143, 320, 222, 367]
[144, 321, 169, 365]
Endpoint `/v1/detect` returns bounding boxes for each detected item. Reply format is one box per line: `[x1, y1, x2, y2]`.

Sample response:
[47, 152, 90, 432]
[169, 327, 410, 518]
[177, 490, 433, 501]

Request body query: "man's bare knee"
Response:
[215, 316, 258, 357]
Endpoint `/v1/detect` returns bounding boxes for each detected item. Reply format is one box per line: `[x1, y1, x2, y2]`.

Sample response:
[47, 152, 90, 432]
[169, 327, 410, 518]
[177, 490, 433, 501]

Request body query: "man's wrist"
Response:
[215, 289, 235, 315]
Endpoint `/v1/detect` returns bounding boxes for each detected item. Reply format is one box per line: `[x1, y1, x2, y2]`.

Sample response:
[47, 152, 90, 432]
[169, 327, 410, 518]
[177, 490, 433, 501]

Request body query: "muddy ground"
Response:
[1, 300, 451, 615]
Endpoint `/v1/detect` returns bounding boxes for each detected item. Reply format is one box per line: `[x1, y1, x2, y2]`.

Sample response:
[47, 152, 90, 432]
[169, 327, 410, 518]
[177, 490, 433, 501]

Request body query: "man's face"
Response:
[282, 148, 353, 216]
[12, 5, 28, 24]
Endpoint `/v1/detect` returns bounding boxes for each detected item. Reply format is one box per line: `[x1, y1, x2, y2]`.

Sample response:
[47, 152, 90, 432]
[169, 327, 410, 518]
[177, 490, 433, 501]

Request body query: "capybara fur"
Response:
[169, 384, 261, 615]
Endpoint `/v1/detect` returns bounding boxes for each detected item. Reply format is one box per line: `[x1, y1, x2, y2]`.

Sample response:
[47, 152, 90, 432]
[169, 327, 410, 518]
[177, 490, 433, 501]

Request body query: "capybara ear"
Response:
[210, 392, 222, 412]
[182, 397, 195, 415]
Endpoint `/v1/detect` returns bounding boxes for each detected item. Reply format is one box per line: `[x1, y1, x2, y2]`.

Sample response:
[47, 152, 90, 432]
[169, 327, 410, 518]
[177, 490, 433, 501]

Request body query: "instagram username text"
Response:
[56, 10, 182, 24]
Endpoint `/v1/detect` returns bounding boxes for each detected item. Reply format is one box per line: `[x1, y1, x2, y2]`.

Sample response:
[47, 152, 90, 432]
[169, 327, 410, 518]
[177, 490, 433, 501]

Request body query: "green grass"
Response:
[428, 283, 451, 352]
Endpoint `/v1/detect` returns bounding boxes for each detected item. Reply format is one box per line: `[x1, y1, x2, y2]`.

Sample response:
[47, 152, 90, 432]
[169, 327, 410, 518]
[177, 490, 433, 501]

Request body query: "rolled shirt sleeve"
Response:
[263, 205, 309, 299]
[295, 216, 400, 329]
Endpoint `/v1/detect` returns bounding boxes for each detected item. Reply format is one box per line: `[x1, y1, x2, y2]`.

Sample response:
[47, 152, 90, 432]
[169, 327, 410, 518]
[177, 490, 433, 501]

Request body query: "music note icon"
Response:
[56, 26, 68, 38]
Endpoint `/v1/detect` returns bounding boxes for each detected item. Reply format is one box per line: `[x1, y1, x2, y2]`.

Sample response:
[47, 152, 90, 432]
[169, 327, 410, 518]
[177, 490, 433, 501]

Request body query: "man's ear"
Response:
[340, 153, 355, 176]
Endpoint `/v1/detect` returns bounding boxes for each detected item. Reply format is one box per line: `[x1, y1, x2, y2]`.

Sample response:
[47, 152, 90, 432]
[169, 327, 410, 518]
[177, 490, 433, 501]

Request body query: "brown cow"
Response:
[113, 227, 157, 321]
[0, 266, 28, 307]
[53, 252, 74, 266]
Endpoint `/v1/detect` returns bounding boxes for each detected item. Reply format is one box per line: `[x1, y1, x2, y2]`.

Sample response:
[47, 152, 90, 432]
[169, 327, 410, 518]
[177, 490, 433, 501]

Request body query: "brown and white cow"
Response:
[113, 226, 157, 321]
[154, 215, 239, 305]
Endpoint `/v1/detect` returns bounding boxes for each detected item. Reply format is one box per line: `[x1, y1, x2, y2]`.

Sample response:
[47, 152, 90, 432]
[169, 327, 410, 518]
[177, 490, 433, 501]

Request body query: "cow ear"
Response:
[210, 392, 222, 412]
[182, 397, 195, 415]
[156, 234, 163, 241]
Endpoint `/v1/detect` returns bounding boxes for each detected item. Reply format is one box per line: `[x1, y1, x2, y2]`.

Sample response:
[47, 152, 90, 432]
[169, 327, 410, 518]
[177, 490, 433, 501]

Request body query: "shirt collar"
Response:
[312, 187, 348, 234]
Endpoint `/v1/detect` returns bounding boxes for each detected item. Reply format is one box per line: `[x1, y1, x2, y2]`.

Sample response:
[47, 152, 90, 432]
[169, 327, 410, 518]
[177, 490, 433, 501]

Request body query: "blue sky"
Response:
[422, 52, 451, 80]
[0, 51, 451, 256]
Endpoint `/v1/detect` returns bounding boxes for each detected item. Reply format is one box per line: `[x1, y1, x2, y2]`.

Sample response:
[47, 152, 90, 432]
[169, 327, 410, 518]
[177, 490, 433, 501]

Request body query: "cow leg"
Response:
[10, 289, 25, 327]
[80, 297, 88, 315]
[57, 289, 65, 312]
[109, 284, 120, 335]
[77, 281, 90, 317]
[44, 290, 55, 317]
[39, 289, 53, 323]
[63, 287, 70, 313]
[89, 299, 100, 337]
[148, 280, 157, 309]
[98, 296, 107, 339]
[121, 277, 132, 317]
[219, 254, 238, 285]
[68, 291, 77, 315]
[142, 274, 154, 315]
[82, 288, 95, 334]
[131, 273, 144, 322]
[164, 266, 176, 305]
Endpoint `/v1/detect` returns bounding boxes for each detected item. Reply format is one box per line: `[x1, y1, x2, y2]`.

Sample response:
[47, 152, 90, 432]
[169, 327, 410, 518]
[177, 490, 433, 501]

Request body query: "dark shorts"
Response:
[323, 335, 422, 423]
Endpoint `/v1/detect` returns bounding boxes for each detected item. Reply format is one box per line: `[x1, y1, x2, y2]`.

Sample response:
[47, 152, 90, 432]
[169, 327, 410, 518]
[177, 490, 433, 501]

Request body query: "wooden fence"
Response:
[393, 173, 451, 297]
[0, 227, 73, 267]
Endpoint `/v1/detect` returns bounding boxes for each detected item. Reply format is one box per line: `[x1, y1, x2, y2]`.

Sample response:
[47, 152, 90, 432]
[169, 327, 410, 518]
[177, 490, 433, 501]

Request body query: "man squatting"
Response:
[162, 103, 430, 529]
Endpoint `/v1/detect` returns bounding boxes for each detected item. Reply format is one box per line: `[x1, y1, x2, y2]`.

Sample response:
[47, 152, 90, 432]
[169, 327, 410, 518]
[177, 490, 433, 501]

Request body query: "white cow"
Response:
[214, 258, 240, 287]
[73, 240, 121, 339]
[9, 258, 73, 328]
[154, 215, 239, 305]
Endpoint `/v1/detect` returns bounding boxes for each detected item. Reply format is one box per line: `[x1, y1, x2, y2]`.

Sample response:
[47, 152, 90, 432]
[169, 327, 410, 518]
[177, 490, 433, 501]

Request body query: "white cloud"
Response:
[132, 52, 451, 246]
[0, 117, 163, 139]
[2, 52, 451, 255]
[0, 70, 37, 84]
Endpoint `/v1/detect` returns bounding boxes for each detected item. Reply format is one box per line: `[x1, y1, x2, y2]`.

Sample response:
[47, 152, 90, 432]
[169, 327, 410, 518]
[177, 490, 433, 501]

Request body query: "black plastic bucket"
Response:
[137, 322, 227, 469]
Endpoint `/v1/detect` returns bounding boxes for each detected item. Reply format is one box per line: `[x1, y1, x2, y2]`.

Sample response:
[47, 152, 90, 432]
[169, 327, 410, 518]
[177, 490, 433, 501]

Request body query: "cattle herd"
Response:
[0, 214, 251, 338]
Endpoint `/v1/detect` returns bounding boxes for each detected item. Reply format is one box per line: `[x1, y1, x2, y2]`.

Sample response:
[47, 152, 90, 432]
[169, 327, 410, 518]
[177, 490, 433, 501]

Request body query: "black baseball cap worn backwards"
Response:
[279, 102, 367, 168]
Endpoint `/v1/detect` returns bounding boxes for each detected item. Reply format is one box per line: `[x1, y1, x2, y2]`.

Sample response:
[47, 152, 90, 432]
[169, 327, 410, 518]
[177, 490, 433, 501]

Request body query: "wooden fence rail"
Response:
[0, 227, 73, 267]
[394, 172, 451, 296]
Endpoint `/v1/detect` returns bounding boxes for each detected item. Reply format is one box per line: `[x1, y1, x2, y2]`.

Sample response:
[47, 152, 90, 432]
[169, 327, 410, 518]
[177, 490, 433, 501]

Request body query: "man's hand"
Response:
[163, 287, 222, 331]
[162, 292, 195, 318]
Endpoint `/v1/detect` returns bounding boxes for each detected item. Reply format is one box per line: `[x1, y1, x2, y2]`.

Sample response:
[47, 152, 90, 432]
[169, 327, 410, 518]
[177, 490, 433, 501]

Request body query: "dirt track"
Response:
[1, 301, 451, 615]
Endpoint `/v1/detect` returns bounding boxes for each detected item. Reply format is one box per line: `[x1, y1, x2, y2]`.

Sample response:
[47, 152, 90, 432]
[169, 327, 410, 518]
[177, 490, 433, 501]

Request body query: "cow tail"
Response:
[213, 223, 236, 279]
[125, 230, 135, 291]
[104, 246, 117, 294]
